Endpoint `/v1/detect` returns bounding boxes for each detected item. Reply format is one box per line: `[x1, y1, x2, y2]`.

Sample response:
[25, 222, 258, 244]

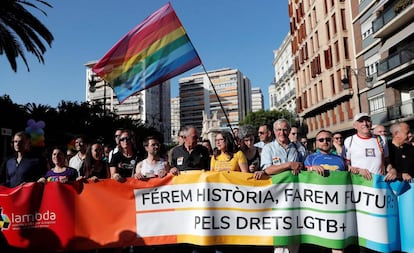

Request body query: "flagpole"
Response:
[199, 63, 235, 139]
[180, 30, 237, 142]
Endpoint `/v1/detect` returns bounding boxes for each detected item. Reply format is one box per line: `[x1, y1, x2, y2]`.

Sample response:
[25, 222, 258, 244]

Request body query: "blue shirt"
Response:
[304, 151, 346, 171]
[260, 140, 305, 170]
[2, 153, 47, 187]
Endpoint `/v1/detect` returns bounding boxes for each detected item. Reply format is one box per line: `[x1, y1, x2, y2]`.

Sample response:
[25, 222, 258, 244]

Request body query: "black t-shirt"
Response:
[388, 141, 414, 177]
[170, 144, 210, 171]
[109, 152, 141, 178]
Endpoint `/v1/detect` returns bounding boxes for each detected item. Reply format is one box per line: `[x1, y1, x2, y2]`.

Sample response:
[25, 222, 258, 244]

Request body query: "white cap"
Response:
[353, 112, 370, 122]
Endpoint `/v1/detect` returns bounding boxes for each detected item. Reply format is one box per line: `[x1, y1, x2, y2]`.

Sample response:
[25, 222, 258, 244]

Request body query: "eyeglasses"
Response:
[317, 137, 332, 143]
[215, 138, 225, 143]
[258, 131, 265, 135]
[275, 128, 289, 132]
[119, 137, 131, 142]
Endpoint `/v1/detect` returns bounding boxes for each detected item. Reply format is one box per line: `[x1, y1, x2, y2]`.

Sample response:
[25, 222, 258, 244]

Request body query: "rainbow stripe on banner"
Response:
[92, 3, 201, 103]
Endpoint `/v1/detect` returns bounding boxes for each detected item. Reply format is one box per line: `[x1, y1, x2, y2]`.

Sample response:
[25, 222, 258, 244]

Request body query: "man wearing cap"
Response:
[343, 113, 394, 180]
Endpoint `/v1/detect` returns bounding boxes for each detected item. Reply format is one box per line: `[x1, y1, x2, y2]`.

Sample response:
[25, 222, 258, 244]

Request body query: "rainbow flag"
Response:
[92, 3, 201, 103]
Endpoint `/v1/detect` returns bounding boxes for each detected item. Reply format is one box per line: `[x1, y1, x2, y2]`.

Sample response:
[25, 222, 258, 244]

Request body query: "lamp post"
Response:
[89, 74, 108, 116]
[341, 66, 373, 113]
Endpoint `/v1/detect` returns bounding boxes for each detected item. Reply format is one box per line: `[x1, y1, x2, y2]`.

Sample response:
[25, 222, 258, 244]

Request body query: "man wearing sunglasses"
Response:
[304, 130, 346, 177]
[254, 123, 274, 153]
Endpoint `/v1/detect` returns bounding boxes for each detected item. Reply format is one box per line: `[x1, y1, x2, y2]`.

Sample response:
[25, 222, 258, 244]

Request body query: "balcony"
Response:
[274, 89, 296, 108]
[373, 0, 414, 38]
[378, 43, 414, 76]
[274, 66, 294, 87]
[388, 99, 414, 120]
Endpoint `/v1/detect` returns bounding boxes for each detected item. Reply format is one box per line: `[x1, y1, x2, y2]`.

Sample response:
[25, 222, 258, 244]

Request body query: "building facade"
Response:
[179, 68, 252, 134]
[289, 0, 358, 138]
[85, 62, 171, 143]
[288, 0, 414, 140]
[353, 0, 414, 127]
[270, 32, 296, 113]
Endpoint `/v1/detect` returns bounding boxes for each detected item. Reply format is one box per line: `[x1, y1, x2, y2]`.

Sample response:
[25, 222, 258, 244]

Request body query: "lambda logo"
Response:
[0, 207, 10, 230]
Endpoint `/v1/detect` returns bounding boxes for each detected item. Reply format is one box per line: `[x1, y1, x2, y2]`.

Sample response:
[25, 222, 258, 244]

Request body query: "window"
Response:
[326, 21, 330, 40]
[324, 47, 333, 69]
[315, 31, 320, 49]
[365, 54, 380, 76]
[369, 95, 386, 114]
[361, 16, 375, 39]
[343, 37, 349, 59]
[340, 9, 347, 30]
[334, 40, 340, 63]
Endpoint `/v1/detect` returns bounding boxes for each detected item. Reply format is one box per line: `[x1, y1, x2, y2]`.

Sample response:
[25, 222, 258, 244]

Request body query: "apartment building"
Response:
[251, 87, 264, 112]
[289, 0, 358, 138]
[179, 68, 252, 133]
[270, 33, 296, 113]
[353, 0, 414, 126]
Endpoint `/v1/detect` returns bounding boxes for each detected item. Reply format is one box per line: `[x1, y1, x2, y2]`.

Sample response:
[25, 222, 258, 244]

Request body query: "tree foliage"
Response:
[239, 109, 297, 129]
[0, 0, 54, 72]
[0, 95, 161, 157]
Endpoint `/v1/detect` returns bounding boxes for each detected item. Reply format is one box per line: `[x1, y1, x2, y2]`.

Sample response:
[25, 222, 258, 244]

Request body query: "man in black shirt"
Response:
[170, 126, 210, 174]
[388, 122, 414, 181]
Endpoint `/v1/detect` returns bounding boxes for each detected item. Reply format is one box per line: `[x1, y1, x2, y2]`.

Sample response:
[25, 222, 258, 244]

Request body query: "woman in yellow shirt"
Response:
[210, 131, 248, 172]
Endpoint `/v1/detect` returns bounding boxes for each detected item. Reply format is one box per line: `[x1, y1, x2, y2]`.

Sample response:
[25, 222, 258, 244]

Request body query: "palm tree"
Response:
[0, 0, 54, 72]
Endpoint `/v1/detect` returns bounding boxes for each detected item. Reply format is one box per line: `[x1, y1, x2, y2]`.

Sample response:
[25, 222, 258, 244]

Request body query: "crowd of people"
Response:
[1, 112, 414, 253]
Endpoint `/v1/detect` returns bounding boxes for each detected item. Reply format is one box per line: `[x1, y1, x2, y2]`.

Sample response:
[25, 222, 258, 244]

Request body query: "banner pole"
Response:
[200, 63, 236, 140]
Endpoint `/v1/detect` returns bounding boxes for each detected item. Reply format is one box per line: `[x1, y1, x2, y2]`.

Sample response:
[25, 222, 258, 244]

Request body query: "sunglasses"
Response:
[258, 131, 265, 135]
[119, 137, 131, 142]
[317, 137, 332, 143]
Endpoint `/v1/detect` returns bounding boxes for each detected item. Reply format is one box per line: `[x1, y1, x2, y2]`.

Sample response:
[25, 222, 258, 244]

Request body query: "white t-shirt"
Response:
[69, 153, 84, 172]
[343, 134, 388, 175]
[140, 158, 167, 178]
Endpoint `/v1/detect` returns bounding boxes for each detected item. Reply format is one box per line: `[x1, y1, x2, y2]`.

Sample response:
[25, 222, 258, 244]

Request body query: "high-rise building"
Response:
[85, 62, 171, 143]
[270, 33, 296, 113]
[251, 87, 264, 112]
[170, 97, 180, 143]
[289, 0, 358, 138]
[179, 68, 251, 133]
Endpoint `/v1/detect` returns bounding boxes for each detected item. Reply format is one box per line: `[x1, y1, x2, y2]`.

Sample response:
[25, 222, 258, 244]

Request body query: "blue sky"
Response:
[0, 0, 289, 109]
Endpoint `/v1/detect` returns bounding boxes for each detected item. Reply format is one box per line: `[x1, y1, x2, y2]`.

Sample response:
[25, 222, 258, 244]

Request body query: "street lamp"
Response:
[341, 66, 374, 113]
[89, 74, 108, 116]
